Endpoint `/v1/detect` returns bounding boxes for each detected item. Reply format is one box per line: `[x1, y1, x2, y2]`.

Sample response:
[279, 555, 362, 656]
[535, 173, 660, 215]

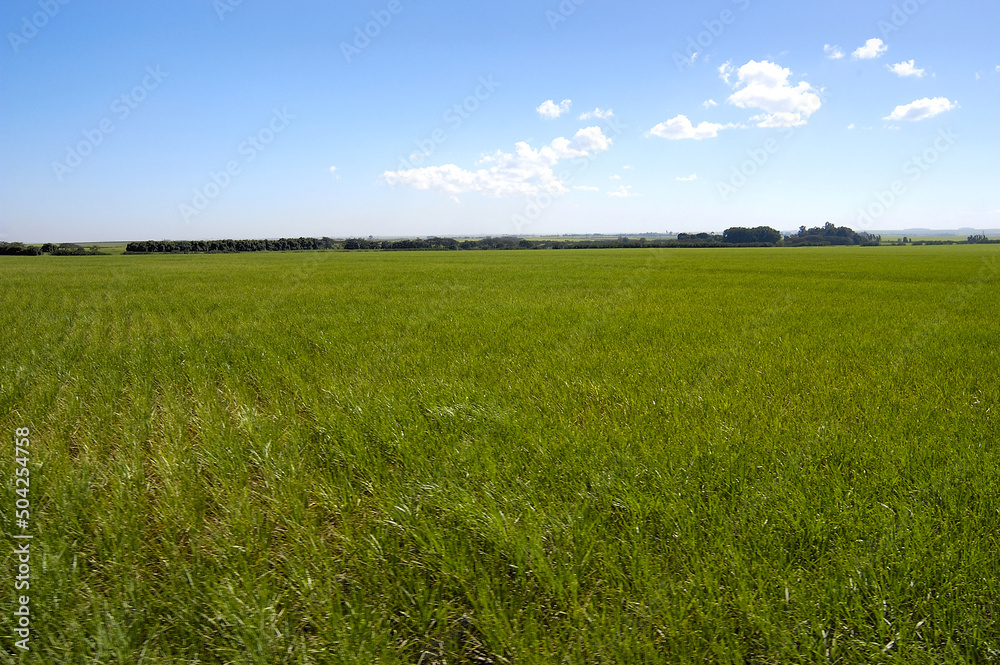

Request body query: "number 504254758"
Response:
[15, 428, 30, 528]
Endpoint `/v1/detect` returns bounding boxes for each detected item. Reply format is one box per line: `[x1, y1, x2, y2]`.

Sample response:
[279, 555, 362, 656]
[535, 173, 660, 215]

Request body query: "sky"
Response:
[1, 0, 999, 243]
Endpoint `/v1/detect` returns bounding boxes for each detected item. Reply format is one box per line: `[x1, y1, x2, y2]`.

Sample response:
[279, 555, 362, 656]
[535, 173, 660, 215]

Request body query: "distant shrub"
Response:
[0, 242, 42, 256]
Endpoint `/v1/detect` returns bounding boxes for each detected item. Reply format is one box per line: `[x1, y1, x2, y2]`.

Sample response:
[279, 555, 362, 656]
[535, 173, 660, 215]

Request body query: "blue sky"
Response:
[1, 0, 998, 243]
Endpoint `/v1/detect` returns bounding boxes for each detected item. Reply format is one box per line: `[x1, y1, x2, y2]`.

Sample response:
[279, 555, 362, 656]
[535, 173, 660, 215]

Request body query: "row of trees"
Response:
[722, 226, 783, 245]
[0, 242, 106, 256]
[1, 226, 901, 258]
[674, 227, 783, 246]
[41, 243, 105, 256]
[0, 242, 42, 256]
[675, 226, 864, 247]
[783, 222, 880, 247]
[24, 227, 1000, 257]
[344, 237, 462, 250]
[967, 235, 1000, 244]
[126, 237, 339, 253]
[122, 226, 883, 255]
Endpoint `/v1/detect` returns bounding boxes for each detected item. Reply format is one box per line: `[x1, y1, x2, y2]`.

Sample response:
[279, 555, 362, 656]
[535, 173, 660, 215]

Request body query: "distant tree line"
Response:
[723, 226, 783, 244]
[42, 243, 105, 256]
[0, 242, 42, 256]
[344, 236, 461, 250]
[120, 226, 886, 255]
[967, 234, 1000, 244]
[19, 227, 1000, 258]
[783, 222, 880, 247]
[126, 233, 789, 253]
[671, 227, 782, 246]
[6, 226, 899, 259]
[126, 237, 339, 253]
[0, 242, 106, 256]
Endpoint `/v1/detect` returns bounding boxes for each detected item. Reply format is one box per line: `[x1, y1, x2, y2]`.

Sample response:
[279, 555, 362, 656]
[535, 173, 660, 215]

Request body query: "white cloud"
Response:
[676, 174, 698, 182]
[610, 174, 621, 180]
[701, 99, 718, 109]
[847, 123, 855, 130]
[724, 60, 822, 128]
[536, 99, 572, 119]
[607, 185, 639, 198]
[852, 38, 888, 60]
[648, 114, 727, 140]
[381, 126, 612, 198]
[328, 166, 339, 180]
[883, 97, 958, 122]
[824, 44, 845, 60]
[573, 186, 600, 192]
[719, 61, 734, 85]
[888, 60, 925, 77]
[622, 165, 634, 170]
[579, 108, 614, 120]
[996, 65, 1000, 73]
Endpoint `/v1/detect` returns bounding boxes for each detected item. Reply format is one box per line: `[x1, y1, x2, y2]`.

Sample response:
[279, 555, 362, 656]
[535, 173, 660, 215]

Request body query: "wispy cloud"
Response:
[888, 60, 925, 77]
[536, 99, 572, 119]
[328, 166, 340, 180]
[676, 174, 698, 182]
[648, 114, 727, 140]
[607, 185, 639, 198]
[884, 97, 958, 122]
[382, 126, 612, 198]
[823, 44, 845, 60]
[719, 61, 734, 85]
[701, 99, 718, 109]
[579, 107, 614, 120]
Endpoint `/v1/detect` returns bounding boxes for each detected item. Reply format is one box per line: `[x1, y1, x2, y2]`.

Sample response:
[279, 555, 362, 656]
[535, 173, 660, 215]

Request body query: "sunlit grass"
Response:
[1, 246, 998, 663]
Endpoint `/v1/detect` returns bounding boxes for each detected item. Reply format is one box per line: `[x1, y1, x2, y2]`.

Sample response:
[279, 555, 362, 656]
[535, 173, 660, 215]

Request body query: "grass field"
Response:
[1, 246, 998, 663]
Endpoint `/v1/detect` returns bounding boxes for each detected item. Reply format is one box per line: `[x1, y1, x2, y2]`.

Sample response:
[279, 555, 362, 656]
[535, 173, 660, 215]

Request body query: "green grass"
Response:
[1, 246, 998, 663]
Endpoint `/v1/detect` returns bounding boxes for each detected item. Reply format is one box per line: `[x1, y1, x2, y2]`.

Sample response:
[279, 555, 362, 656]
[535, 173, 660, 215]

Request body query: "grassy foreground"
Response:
[1, 246, 998, 663]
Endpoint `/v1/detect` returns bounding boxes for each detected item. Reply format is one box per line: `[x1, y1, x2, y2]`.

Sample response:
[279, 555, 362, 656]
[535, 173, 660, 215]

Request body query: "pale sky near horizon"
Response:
[1, 0, 998, 243]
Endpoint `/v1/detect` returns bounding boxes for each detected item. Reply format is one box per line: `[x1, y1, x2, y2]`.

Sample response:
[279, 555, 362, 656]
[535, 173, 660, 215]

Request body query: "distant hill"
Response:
[867, 228, 1000, 237]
